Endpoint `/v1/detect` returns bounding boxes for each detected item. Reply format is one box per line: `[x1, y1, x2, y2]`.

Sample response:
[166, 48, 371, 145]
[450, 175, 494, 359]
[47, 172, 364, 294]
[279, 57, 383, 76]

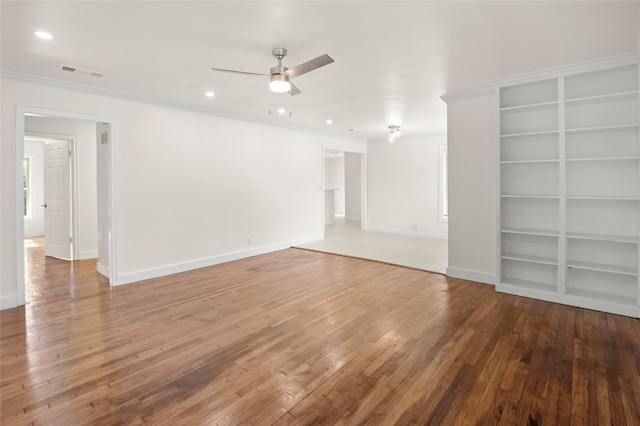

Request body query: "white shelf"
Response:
[501, 194, 560, 199]
[565, 90, 639, 104]
[566, 123, 639, 134]
[500, 100, 559, 112]
[501, 159, 559, 164]
[502, 253, 558, 266]
[566, 156, 640, 163]
[501, 130, 559, 139]
[567, 260, 637, 276]
[565, 288, 637, 307]
[500, 278, 557, 294]
[566, 232, 639, 244]
[566, 195, 640, 201]
[501, 227, 559, 237]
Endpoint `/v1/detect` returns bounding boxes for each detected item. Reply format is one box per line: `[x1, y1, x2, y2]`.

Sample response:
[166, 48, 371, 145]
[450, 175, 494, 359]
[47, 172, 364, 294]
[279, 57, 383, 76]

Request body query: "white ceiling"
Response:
[1, 1, 638, 141]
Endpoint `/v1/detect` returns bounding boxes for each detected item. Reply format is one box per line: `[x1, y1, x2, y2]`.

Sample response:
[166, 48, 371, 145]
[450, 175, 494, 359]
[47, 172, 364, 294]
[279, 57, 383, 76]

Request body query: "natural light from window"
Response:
[23, 157, 31, 218]
[439, 146, 448, 222]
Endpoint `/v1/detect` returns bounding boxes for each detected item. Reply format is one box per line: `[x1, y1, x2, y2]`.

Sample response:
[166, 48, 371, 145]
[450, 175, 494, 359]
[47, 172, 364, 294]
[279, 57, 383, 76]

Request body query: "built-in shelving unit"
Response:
[492, 53, 640, 318]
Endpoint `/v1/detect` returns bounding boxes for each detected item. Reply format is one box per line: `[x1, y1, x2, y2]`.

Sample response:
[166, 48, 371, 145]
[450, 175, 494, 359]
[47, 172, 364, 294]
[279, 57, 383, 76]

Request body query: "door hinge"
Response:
[69, 150, 72, 157]
[69, 237, 73, 243]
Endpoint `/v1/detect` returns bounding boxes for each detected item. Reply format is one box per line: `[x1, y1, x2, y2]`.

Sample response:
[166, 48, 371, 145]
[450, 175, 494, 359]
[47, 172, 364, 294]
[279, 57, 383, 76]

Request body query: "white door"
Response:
[44, 140, 72, 260]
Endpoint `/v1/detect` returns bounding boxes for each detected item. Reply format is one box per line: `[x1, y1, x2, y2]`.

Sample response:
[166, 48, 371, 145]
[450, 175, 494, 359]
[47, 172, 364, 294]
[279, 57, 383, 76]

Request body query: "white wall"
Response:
[0, 76, 366, 308]
[344, 152, 361, 221]
[324, 156, 345, 215]
[367, 134, 448, 239]
[444, 91, 497, 283]
[23, 140, 45, 237]
[25, 116, 99, 260]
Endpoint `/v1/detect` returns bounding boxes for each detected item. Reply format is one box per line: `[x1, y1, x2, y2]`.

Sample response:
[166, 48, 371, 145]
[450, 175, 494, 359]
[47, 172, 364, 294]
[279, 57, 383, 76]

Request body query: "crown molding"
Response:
[488, 51, 639, 88]
[440, 87, 495, 104]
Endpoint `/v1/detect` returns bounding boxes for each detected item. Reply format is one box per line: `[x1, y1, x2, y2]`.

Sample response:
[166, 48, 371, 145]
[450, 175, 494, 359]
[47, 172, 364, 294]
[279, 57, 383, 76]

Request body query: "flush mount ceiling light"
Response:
[205, 91, 215, 98]
[388, 125, 402, 143]
[34, 31, 53, 40]
[326, 119, 333, 125]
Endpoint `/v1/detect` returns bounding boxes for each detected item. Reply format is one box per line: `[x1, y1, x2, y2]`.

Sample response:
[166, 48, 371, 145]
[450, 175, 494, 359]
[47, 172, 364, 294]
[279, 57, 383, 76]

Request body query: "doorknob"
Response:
[41, 203, 47, 208]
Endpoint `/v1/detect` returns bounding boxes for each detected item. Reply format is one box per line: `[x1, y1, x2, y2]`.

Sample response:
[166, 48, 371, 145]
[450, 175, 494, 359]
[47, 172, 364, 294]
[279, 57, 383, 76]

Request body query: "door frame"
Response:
[15, 106, 118, 306]
[25, 133, 78, 260]
[321, 146, 367, 239]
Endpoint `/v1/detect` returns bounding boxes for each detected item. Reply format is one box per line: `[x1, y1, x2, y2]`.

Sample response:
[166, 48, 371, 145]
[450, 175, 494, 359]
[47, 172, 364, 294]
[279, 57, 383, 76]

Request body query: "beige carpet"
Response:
[295, 219, 448, 274]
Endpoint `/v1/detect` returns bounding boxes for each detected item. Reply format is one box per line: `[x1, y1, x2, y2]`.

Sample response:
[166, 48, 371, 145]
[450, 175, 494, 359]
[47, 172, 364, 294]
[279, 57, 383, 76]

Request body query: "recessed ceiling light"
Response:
[34, 31, 53, 40]
[205, 91, 215, 98]
[277, 107, 286, 114]
[326, 119, 333, 125]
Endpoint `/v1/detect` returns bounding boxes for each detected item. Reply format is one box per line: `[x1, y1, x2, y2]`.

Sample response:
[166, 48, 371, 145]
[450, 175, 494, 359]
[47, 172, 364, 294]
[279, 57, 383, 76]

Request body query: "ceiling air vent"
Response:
[59, 64, 105, 78]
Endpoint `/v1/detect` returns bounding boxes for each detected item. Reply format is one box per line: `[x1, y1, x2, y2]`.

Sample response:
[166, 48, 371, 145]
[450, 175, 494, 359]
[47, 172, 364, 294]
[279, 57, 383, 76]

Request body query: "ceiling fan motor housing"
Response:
[271, 48, 288, 76]
[272, 48, 287, 59]
[270, 65, 288, 76]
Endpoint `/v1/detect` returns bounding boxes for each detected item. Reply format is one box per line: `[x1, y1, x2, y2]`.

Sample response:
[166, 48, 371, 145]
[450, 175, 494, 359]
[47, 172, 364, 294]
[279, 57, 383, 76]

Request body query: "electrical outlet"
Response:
[247, 237, 252, 245]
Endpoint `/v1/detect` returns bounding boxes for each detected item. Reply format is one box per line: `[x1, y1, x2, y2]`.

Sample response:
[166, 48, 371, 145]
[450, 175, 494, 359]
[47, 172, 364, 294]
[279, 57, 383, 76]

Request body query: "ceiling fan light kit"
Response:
[269, 74, 291, 93]
[211, 47, 334, 97]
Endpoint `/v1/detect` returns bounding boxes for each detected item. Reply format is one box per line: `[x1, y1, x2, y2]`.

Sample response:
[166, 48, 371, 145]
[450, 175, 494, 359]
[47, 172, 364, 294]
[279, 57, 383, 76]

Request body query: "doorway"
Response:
[15, 107, 117, 307]
[322, 148, 366, 234]
[24, 135, 75, 261]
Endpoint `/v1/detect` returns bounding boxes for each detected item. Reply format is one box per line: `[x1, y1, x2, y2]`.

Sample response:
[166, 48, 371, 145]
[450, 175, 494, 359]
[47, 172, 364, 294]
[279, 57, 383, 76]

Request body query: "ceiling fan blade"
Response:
[289, 81, 302, 96]
[284, 54, 334, 78]
[211, 67, 269, 77]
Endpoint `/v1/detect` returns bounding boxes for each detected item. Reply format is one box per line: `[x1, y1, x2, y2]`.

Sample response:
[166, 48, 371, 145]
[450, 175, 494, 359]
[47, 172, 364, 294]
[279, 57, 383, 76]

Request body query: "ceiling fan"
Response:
[211, 48, 334, 96]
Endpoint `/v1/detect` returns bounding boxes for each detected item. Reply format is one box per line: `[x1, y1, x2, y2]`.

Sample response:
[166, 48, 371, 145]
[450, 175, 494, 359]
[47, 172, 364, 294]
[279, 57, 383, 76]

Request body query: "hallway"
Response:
[23, 236, 107, 304]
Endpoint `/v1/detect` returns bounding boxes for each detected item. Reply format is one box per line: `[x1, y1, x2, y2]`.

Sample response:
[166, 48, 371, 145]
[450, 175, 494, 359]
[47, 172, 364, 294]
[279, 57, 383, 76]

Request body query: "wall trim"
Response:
[115, 241, 293, 286]
[446, 267, 496, 285]
[1, 295, 18, 310]
[291, 236, 324, 247]
[1, 70, 366, 143]
[78, 251, 99, 260]
[440, 87, 495, 103]
[96, 262, 109, 278]
[368, 226, 448, 240]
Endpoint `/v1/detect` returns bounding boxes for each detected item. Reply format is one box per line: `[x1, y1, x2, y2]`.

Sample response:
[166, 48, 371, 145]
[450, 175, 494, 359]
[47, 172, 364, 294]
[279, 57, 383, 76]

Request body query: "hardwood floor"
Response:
[2, 241, 640, 425]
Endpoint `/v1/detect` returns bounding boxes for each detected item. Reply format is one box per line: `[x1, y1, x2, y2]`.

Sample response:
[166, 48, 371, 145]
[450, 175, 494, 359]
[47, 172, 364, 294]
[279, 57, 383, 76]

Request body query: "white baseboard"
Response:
[291, 236, 323, 246]
[78, 250, 98, 260]
[96, 262, 109, 278]
[446, 267, 496, 285]
[24, 231, 44, 238]
[368, 226, 448, 240]
[1, 295, 18, 310]
[114, 241, 292, 286]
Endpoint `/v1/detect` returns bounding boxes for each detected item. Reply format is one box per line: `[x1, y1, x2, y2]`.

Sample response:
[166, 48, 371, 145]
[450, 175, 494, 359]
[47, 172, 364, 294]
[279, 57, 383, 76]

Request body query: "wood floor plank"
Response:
[2, 239, 640, 425]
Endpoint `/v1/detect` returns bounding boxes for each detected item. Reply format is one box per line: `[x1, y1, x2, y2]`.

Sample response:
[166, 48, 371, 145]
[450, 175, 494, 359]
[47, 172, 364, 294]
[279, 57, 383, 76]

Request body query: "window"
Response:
[439, 146, 448, 222]
[23, 157, 31, 218]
